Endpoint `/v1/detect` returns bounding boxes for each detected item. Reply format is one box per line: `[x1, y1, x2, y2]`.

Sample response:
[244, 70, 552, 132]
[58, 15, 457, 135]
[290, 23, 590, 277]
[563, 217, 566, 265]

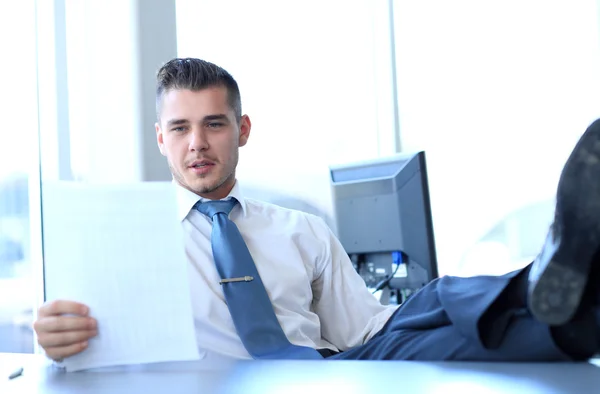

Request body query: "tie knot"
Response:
[194, 198, 239, 219]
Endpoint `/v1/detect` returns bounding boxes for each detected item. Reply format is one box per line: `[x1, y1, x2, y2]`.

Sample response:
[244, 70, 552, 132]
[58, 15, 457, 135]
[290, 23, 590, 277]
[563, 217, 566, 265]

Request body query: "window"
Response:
[0, 0, 39, 353]
[392, 0, 600, 275]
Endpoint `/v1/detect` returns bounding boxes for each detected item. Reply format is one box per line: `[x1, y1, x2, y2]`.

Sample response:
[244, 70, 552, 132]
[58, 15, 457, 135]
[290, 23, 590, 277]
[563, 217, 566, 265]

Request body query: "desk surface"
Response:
[2, 353, 600, 394]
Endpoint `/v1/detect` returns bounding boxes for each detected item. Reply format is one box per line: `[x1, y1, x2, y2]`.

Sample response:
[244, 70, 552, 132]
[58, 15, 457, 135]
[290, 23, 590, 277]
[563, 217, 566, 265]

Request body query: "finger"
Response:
[45, 341, 89, 361]
[37, 330, 97, 348]
[34, 316, 96, 334]
[38, 300, 89, 318]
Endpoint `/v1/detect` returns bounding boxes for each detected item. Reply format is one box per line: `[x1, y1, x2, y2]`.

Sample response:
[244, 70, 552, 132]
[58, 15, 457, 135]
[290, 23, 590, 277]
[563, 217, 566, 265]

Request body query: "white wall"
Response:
[62, 0, 176, 183]
[175, 0, 398, 228]
[393, 0, 600, 275]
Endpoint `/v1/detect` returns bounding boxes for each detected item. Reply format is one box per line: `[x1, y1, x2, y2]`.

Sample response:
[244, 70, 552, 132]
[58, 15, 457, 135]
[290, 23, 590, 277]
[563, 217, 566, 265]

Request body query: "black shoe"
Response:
[528, 118, 600, 326]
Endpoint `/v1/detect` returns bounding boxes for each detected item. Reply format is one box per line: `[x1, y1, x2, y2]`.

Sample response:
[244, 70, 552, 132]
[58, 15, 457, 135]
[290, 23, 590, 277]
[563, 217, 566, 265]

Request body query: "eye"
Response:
[207, 122, 224, 129]
[172, 126, 187, 132]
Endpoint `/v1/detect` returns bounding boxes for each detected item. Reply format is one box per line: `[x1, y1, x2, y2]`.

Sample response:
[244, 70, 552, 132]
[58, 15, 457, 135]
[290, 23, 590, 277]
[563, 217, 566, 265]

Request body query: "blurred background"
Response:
[1, 0, 599, 353]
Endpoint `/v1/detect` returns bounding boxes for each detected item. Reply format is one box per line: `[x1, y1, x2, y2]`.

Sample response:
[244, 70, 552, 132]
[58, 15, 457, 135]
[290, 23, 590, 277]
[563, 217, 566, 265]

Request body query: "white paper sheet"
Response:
[42, 181, 199, 372]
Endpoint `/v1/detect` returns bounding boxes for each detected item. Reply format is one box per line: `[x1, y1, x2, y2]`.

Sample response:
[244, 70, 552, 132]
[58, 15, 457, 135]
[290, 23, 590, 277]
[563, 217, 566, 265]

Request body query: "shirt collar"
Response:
[174, 179, 247, 222]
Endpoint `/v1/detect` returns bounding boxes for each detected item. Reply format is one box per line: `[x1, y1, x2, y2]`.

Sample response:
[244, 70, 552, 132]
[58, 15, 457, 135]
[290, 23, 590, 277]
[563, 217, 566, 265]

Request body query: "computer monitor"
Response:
[329, 151, 438, 302]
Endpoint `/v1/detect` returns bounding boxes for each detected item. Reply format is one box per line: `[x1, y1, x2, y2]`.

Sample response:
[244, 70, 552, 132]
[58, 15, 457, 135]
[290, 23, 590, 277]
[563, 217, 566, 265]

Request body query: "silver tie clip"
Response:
[219, 276, 254, 285]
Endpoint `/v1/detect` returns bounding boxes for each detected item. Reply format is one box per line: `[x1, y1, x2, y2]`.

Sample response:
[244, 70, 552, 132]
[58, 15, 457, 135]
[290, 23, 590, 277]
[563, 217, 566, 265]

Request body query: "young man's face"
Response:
[156, 86, 251, 199]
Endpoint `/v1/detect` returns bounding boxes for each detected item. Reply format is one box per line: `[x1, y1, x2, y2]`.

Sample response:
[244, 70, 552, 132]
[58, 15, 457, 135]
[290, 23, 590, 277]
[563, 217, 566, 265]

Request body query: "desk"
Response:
[2, 353, 600, 394]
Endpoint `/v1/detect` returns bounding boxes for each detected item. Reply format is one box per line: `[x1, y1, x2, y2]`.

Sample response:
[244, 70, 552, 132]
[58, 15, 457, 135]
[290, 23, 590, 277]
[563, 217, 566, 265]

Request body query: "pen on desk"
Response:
[8, 367, 23, 380]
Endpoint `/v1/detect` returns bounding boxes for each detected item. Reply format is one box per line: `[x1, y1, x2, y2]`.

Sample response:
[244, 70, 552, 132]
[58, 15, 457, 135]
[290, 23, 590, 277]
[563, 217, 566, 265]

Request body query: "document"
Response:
[42, 181, 200, 372]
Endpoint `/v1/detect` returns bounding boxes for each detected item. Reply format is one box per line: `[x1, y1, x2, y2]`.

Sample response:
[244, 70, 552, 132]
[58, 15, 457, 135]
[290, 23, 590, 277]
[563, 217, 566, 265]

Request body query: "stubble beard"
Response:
[169, 159, 235, 196]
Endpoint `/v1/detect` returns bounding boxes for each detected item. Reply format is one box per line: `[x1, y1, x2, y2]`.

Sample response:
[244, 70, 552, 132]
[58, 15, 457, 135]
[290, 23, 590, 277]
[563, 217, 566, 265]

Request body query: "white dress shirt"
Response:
[177, 180, 398, 360]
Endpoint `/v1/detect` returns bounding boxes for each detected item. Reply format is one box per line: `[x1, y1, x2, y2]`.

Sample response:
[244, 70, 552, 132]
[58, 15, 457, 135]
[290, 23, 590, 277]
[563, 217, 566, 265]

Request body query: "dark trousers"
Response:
[327, 266, 580, 361]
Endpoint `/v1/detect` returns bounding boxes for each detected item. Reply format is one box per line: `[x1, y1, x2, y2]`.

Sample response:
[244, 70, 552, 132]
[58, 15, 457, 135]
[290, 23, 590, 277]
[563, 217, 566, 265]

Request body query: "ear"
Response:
[238, 115, 251, 147]
[156, 122, 166, 156]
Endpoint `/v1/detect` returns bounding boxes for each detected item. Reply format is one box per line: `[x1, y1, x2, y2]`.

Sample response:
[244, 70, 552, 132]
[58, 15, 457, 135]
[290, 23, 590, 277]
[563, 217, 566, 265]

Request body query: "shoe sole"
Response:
[528, 118, 600, 326]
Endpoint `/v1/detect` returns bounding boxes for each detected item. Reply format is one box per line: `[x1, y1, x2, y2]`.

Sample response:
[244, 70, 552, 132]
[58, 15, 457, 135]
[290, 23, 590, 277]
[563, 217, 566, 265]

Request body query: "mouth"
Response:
[187, 160, 215, 175]
[188, 160, 215, 168]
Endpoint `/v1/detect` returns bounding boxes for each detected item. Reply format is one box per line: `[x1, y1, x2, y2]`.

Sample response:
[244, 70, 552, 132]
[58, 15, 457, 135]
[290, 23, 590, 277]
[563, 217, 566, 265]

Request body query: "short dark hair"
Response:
[155, 58, 242, 121]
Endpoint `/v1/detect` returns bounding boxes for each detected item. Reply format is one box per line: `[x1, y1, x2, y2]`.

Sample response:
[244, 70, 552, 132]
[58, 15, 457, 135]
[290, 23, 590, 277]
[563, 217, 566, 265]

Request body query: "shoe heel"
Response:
[528, 258, 588, 325]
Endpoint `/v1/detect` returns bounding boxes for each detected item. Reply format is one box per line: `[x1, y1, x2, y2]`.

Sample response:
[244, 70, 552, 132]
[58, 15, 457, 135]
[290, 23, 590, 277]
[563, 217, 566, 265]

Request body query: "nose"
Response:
[189, 127, 208, 152]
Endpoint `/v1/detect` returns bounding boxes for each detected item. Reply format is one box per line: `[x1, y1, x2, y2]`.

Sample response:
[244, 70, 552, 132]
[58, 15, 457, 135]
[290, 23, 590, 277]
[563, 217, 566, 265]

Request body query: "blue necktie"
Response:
[195, 199, 322, 360]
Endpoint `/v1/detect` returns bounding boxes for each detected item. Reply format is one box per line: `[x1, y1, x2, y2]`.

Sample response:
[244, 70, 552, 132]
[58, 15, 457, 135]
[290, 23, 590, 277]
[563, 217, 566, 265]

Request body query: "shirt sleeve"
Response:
[307, 216, 399, 351]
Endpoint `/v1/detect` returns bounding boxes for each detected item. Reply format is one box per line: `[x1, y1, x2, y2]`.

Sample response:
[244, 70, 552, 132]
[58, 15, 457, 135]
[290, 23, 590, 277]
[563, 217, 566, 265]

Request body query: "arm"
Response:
[309, 217, 398, 351]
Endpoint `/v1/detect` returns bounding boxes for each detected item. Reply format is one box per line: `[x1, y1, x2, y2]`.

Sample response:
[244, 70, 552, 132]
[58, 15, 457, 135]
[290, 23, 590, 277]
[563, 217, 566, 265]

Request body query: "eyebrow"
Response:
[165, 114, 229, 128]
[203, 114, 229, 123]
[166, 118, 189, 128]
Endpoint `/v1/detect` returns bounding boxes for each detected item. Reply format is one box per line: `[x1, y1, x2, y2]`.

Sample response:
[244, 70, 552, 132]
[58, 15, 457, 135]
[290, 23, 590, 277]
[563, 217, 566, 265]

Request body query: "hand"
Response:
[33, 300, 98, 361]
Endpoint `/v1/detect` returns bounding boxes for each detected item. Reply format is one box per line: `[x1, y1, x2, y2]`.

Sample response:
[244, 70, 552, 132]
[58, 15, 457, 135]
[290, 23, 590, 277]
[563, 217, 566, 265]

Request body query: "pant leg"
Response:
[329, 267, 572, 361]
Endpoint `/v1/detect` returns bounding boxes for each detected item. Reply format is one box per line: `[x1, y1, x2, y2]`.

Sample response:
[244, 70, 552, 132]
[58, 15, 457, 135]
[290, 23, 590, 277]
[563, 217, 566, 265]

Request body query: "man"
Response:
[33, 57, 600, 363]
